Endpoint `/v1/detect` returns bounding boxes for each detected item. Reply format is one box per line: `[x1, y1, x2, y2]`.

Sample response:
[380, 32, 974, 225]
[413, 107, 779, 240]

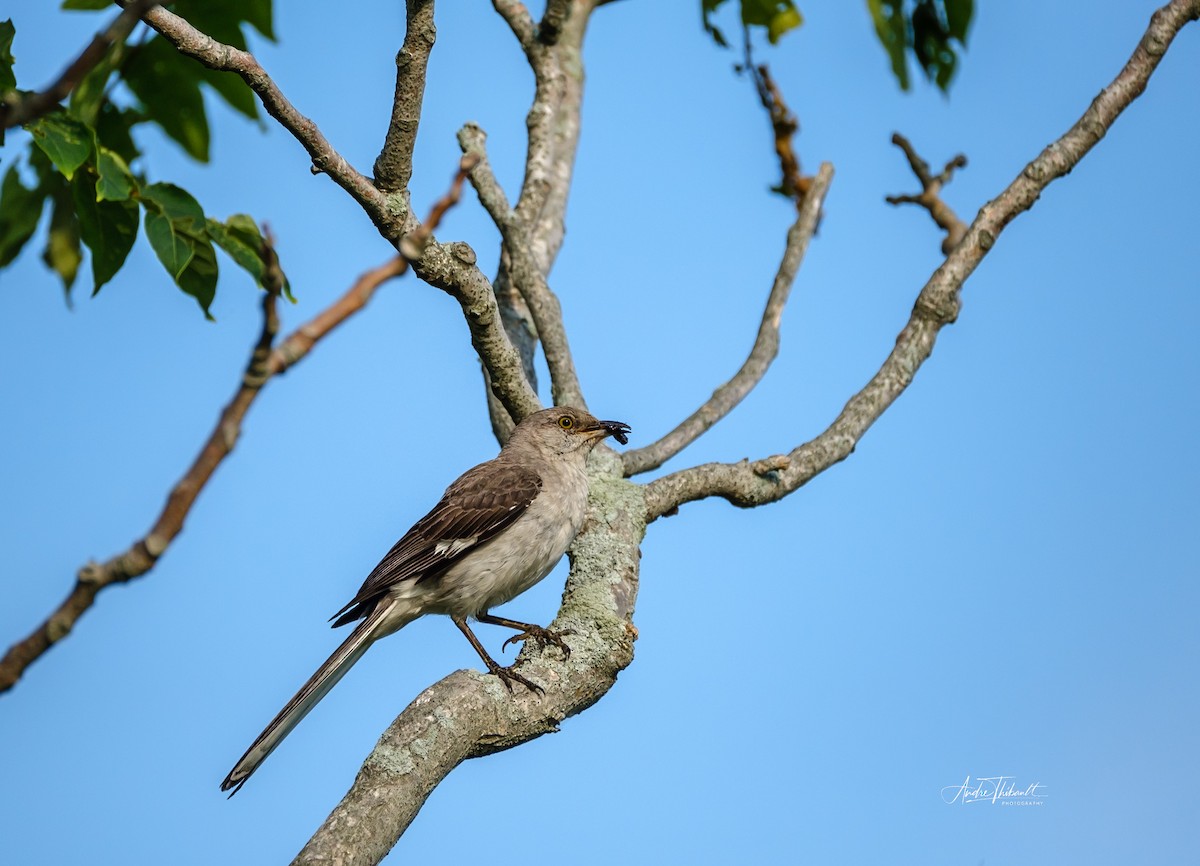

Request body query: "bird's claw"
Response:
[502, 626, 574, 660]
[486, 660, 545, 696]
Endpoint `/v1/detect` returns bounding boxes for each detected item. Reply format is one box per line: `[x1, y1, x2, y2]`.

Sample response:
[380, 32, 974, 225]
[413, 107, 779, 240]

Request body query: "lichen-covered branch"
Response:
[644, 0, 1200, 522]
[293, 465, 644, 866]
[458, 123, 586, 409]
[0, 0, 159, 132]
[481, 0, 596, 437]
[372, 0, 436, 192]
[623, 163, 833, 477]
[885, 132, 969, 254]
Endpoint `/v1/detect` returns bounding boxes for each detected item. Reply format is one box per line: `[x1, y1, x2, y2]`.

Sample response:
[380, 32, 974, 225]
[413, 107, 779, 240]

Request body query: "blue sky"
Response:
[2, 1, 1197, 864]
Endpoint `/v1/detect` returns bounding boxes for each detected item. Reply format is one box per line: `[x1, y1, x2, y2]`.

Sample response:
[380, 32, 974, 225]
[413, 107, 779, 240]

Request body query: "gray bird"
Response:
[220, 406, 630, 794]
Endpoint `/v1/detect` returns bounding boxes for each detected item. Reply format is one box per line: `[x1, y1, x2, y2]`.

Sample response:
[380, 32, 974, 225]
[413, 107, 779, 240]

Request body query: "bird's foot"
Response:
[483, 657, 545, 695]
[502, 625, 574, 660]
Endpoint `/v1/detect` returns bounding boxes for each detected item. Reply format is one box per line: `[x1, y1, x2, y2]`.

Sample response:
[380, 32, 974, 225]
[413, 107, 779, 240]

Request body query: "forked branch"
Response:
[886, 132, 969, 254]
[644, 0, 1200, 522]
[623, 163, 834, 476]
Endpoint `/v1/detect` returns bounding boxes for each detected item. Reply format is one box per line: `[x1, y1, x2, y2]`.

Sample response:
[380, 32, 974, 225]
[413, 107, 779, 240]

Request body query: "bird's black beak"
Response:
[598, 420, 631, 445]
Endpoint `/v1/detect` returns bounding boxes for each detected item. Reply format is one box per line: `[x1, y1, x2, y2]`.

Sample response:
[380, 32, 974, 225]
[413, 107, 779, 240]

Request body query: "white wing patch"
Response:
[434, 536, 478, 557]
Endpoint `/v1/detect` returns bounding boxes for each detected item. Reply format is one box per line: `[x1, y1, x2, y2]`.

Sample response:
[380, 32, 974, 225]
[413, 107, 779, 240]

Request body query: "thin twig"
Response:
[885, 132, 969, 254]
[0, 239, 283, 694]
[619, 47, 826, 476]
[743, 30, 810, 207]
[0, 0, 159, 131]
[644, 0, 1200, 522]
[623, 163, 834, 476]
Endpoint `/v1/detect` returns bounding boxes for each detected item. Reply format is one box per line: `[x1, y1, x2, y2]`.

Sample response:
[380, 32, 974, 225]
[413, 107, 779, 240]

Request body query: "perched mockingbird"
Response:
[220, 406, 630, 794]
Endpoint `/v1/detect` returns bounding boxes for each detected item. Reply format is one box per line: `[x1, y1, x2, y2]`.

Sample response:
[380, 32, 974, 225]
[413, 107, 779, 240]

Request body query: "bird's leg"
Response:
[451, 615, 544, 695]
[476, 610, 574, 660]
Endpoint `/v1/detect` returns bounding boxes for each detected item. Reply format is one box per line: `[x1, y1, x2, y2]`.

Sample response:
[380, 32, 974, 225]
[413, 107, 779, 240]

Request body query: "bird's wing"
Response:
[329, 460, 542, 627]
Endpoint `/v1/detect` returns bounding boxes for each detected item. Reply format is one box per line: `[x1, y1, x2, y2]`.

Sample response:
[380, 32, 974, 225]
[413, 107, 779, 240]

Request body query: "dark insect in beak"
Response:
[600, 420, 631, 445]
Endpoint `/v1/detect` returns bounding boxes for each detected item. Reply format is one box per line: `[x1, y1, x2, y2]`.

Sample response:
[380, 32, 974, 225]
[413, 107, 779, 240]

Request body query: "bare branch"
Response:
[0, 0, 159, 131]
[623, 163, 834, 476]
[408, 237, 543, 422]
[481, 0, 595, 436]
[885, 133, 969, 254]
[0, 236, 283, 694]
[458, 124, 586, 409]
[492, 0, 537, 53]
[293, 470, 645, 866]
[372, 0, 436, 192]
[0, 162, 479, 693]
[644, 0, 1200, 523]
[124, 2, 395, 237]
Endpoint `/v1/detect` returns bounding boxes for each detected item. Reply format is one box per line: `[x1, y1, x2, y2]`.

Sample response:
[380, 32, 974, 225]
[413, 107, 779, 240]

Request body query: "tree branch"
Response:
[623, 163, 833, 476]
[0, 0, 159, 132]
[293, 466, 644, 866]
[481, 0, 595, 437]
[643, 0, 1200, 522]
[0, 239, 283, 694]
[372, 0, 436, 192]
[885, 132, 969, 254]
[0, 162, 477, 693]
[124, 2, 396, 238]
[458, 123, 586, 409]
[492, 0, 537, 54]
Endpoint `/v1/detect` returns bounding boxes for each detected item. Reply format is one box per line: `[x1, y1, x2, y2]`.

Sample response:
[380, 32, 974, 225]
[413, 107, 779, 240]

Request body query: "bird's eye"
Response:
[558, 415, 574, 429]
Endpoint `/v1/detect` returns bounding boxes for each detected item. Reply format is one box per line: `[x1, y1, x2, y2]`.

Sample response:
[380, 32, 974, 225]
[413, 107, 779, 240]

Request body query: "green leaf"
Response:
[71, 169, 138, 293]
[0, 19, 16, 93]
[140, 182, 206, 223]
[42, 179, 83, 298]
[739, 0, 803, 44]
[242, 0, 276, 41]
[766, 6, 803, 44]
[205, 213, 293, 300]
[123, 37, 210, 162]
[61, 0, 113, 9]
[0, 161, 47, 267]
[205, 214, 263, 281]
[95, 146, 136, 202]
[69, 38, 128, 127]
[701, 0, 732, 47]
[173, 0, 275, 45]
[140, 183, 219, 316]
[867, 0, 910, 91]
[944, 0, 973, 43]
[94, 103, 140, 165]
[27, 113, 94, 180]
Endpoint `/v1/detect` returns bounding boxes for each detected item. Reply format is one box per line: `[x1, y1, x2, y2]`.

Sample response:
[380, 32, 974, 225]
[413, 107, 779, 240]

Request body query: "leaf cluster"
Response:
[0, 1, 286, 315]
[701, 0, 973, 92]
[867, 0, 972, 91]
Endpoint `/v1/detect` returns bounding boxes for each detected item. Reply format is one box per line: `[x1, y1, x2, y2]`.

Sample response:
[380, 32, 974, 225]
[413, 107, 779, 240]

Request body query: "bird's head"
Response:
[513, 406, 630, 456]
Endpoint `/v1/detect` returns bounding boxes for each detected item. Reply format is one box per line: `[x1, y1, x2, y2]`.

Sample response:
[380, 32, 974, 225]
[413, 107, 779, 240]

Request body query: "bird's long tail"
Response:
[220, 599, 411, 794]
